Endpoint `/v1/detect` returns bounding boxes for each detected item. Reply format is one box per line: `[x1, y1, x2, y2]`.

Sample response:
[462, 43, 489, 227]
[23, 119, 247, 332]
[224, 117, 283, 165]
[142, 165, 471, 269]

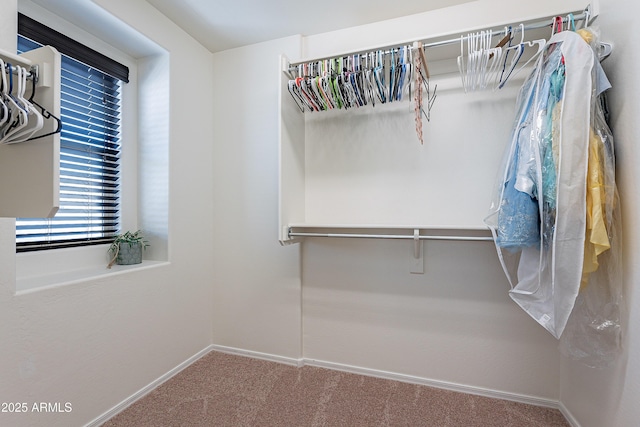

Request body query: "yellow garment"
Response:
[577, 28, 595, 45]
[581, 130, 611, 289]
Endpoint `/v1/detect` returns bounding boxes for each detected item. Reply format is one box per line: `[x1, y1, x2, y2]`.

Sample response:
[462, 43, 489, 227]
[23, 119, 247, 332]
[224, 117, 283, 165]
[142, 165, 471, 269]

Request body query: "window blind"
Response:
[16, 33, 123, 252]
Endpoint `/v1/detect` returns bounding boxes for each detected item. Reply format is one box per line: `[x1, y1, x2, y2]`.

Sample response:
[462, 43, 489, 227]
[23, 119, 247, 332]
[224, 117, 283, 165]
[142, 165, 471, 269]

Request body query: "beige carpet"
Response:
[103, 351, 569, 426]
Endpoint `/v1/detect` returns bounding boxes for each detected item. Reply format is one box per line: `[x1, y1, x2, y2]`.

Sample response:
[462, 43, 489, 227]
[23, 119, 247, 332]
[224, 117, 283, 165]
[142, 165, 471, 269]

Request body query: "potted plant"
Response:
[107, 230, 149, 268]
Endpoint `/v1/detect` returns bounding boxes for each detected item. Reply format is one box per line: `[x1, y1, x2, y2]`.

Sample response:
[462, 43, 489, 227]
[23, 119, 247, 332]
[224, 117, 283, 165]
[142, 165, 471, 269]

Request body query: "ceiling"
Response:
[145, 0, 473, 53]
[23, 0, 474, 57]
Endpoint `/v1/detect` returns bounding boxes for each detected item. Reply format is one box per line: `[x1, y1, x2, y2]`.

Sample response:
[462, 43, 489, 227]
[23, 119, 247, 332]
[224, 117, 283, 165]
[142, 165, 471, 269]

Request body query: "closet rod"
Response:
[288, 8, 590, 68]
[0, 48, 33, 67]
[288, 231, 493, 242]
[3, 65, 38, 80]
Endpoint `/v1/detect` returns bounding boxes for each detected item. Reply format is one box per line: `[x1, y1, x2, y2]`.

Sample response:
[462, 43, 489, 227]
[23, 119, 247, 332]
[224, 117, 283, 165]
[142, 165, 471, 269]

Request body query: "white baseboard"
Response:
[303, 358, 560, 409]
[209, 344, 304, 367]
[89, 344, 570, 426]
[558, 401, 582, 427]
[210, 345, 561, 410]
[83, 345, 215, 427]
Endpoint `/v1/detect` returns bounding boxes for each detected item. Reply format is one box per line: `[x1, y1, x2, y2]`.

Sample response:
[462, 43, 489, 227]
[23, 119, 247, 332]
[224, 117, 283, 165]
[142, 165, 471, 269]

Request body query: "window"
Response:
[16, 13, 129, 252]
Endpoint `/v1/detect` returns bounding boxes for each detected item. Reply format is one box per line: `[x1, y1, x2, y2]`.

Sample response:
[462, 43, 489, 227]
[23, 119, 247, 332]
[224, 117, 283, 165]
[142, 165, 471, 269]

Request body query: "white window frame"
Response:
[14, 7, 141, 293]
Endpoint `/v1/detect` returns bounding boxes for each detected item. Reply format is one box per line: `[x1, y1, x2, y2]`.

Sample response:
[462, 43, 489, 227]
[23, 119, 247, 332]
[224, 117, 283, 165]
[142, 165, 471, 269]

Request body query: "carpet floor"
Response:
[103, 351, 569, 427]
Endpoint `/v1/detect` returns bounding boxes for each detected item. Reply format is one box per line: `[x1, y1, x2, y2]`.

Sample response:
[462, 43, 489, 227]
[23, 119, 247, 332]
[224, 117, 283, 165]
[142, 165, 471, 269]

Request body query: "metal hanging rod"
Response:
[288, 7, 591, 70]
[0, 48, 39, 82]
[3, 64, 39, 82]
[288, 230, 493, 242]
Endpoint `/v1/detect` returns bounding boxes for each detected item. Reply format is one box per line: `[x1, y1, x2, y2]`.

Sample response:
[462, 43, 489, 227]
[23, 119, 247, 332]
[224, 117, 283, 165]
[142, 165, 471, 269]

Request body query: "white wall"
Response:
[0, 1, 215, 426]
[559, 0, 640, 425]
[211, 37, 303, 359]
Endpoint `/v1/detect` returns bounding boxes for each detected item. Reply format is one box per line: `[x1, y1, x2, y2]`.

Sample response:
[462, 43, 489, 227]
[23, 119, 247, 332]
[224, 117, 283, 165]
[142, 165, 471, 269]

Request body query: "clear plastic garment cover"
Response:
[484, 27, 622, 367]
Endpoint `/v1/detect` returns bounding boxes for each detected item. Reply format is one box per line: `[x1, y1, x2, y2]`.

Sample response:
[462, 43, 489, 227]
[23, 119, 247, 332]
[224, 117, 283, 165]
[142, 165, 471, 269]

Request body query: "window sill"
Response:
[15, 260, 170, 296]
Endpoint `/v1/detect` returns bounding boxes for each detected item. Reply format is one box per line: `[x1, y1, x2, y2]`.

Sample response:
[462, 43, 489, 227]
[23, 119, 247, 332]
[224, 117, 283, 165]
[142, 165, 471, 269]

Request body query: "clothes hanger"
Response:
[373, 50, 386, 103]
[565, 13, 576, 31]
[287, 79, 306, 112]
[350, 55, 365, 107]
[457, 34, 468, 91]
[403, 46, 413, 100]
[366, 52, 379, 106]
[397, 47, 407, 101]
[551, 16, 563, 36]
[331, 59, 345, 109]
[0, 60, 10, 129]
[321, 60, 337, 110]
[497, 24, 545, 89]
[7, 65, 44, 143]
[466, 33, 477, 91]
[307, 64, 326, 111]
[297, 77, 320, 112]
[1, 64, 30, 144]
[362, 52, 376, 108]
[483, 33, 504, 90]
[496, 26, 513, 87]
[308, 74, 326, 111]
[313, 73, 330, 110]
[15, 63, 61, 142]
[478, 31, 493, 90]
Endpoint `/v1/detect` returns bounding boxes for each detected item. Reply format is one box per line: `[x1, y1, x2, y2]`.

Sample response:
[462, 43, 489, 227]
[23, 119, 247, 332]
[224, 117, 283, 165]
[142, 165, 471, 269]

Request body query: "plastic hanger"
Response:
[0, 60, 9, 128]
[297, 77, 319, 112]
[388, 49, 395, 102]
[457, 35, 468, 91]
[467, 33, 477, 90]
[350, 55, 364, 107]
[1, 64, 30, 144]
[497, 24, 545, 89]
[23, 64, 62, 142]
[483, 32, 504, 90]
[565, 13, 576, 31]
[287, 80, 306, 112]
[8, 65, 44, 143]
[403, 46, 413, 100]
[331, 59, 344, 109]
[362, 53, 375, 108]
[373, 50, 386, 103]
[552, 16, 563, 36]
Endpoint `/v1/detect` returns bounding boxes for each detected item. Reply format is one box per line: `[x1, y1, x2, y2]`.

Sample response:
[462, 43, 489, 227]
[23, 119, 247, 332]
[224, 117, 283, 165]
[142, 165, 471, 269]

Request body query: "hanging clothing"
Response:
[485, 30, 596, 339]
[486, 27, 623, 367]
[558, 28, 622, 368]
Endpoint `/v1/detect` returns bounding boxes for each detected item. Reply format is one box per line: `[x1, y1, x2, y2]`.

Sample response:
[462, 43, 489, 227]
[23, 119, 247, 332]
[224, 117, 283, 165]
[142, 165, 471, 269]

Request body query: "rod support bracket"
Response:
[411, 229, 424, 274]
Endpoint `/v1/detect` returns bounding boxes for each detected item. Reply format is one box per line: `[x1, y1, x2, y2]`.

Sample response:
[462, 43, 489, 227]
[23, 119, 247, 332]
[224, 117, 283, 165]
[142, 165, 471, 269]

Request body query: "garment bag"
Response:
[485, 31, 594, 339]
